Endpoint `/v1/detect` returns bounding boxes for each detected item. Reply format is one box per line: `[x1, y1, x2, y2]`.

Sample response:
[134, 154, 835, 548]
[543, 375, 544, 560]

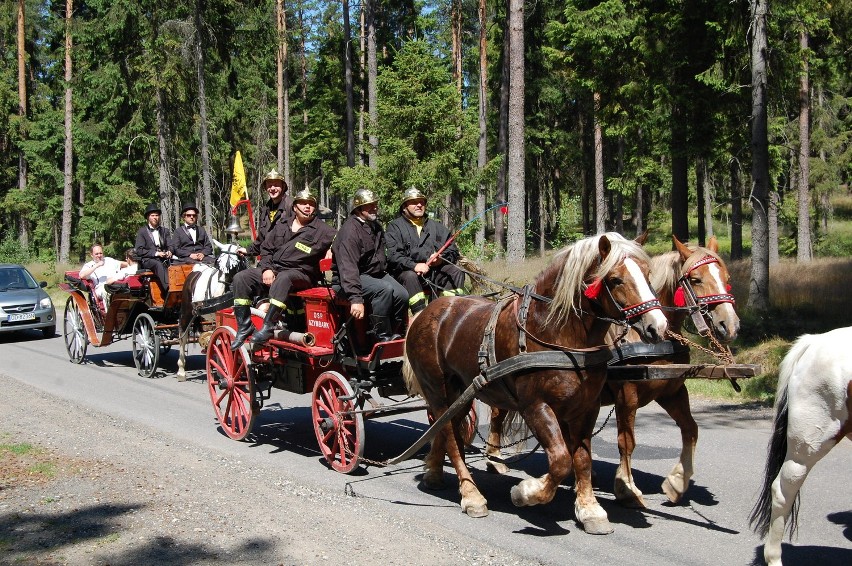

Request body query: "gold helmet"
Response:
[351, 188, 378, 213]
[292, 188, 318, 207]
[263, 169, 287, 188]
[400, 187, 427, 211]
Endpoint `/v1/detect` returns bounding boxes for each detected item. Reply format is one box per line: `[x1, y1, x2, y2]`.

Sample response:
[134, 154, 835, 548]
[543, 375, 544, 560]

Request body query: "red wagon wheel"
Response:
[206, 326, 257, 440]
[312, 371, 364, 473]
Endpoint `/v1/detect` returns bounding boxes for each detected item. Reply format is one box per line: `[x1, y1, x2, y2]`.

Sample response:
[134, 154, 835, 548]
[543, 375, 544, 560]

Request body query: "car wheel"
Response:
[42, 325, 56, 338]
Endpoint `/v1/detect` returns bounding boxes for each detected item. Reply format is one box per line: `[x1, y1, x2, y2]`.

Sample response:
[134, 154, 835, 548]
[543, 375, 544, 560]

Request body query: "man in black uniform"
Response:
[170, 202, 215, 265]
[134, 203, 172, 291]
[332, 188, 408, 342]
[237, 169, 292, 259]
[230, 189, 336, 350]
[386, 187, 465, 319]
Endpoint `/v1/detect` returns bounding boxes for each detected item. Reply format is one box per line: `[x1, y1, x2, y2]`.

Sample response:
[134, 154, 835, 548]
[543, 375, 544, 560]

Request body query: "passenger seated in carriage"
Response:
[331, 188, 408, 343]
[170, 202, 215, 266]
[385, 187, 465, 322]
[230, 189, 336, 351]
[135, 203, 172, 291]
[78, 243, 128, 307]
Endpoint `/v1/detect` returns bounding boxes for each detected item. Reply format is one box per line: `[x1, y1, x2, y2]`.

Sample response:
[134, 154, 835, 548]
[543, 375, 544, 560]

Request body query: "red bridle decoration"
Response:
[584, 278, 603, 300]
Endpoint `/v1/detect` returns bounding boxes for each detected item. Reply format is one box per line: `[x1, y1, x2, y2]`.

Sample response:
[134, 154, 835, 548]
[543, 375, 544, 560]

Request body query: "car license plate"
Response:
[7, 313, 36, 322]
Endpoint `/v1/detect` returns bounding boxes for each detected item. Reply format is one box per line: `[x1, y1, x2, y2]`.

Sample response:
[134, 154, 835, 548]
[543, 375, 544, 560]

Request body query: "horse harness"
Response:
[673, 254, 736, 336]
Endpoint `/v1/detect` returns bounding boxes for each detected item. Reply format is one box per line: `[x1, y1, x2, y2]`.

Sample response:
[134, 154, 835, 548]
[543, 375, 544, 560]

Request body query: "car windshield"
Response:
[0, 267, 38, 291]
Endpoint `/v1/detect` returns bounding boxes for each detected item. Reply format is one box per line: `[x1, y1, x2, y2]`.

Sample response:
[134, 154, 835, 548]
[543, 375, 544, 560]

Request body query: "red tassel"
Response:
[584, 278, 602, 300]
[726, 284, 731, 292]
[673, 287, 686, 307]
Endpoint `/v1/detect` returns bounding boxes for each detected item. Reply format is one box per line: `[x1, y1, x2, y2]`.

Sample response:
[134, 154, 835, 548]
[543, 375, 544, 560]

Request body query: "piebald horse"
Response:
[750, 326, 852, 566]
[176, 239, 245, 381]
[485, 236, 739, 508]
[403, 233, 668, 534]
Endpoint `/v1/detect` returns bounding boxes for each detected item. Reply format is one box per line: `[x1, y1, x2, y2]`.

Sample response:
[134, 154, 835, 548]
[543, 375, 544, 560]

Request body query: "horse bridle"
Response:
[674, 255, 735, 310]
[583, 275, 662, 327]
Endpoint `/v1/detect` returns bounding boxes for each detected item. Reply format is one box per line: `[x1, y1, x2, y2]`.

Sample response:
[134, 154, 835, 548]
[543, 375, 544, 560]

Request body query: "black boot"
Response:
[249, 304, 284, 347]
[231, 305, 255, 351]
[369, 315, 401, 342]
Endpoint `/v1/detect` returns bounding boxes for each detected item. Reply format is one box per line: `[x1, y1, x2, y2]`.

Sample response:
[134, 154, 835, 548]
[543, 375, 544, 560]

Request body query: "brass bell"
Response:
[225, 212, 242, 240]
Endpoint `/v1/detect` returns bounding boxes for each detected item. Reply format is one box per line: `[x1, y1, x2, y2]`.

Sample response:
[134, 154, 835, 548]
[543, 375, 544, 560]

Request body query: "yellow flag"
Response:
[229, 151, 247, 207]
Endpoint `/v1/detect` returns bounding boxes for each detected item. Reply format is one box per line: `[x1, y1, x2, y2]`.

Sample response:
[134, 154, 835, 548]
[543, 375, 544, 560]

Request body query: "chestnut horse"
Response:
[485, 235, 739, 508]
[403, 233, 668, 534]
[750, 326, 852, 566]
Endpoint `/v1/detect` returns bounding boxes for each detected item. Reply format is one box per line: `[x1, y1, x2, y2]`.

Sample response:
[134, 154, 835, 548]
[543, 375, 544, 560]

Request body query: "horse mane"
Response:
[649, 243, 725, 296]
[544, 232, 651, 327]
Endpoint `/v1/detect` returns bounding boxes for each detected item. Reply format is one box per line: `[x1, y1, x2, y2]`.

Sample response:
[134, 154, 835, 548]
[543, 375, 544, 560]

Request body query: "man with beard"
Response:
[170, 202, 214, 265]
[331, 188, 408, 343]
[134, 203, 172, 291]
[230, 189, 336, 350]
[237, 169, 292, 259]
[385, 187, 465, 320]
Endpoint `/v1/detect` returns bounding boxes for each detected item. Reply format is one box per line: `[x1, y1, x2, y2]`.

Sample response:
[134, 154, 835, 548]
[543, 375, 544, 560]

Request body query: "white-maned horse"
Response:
[749, 326, 852, 565]
[176, 239, 245, 381]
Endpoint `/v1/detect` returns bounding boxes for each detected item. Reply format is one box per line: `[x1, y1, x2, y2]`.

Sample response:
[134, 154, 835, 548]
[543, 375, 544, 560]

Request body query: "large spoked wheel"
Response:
[132, 313, 160, 378]
[206, 326, 257, 440]
[63, 296, 87, 364]
[312, 371, 364, 473]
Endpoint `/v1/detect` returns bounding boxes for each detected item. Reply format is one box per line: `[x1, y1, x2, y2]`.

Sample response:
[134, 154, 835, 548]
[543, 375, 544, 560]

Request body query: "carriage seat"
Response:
[144, 264, 194, 308]
[64, 270, 107, 314]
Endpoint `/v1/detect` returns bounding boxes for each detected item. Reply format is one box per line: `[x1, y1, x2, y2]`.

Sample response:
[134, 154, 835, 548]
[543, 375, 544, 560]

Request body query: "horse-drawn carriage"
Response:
[60, 263, 196, 377]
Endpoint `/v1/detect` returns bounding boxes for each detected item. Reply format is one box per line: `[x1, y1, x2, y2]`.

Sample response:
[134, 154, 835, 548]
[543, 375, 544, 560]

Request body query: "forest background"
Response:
[1, 1, 851, 363]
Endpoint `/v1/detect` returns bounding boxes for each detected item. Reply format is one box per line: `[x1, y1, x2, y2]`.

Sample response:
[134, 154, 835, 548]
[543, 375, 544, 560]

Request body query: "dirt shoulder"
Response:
[0, 374, 513, 566]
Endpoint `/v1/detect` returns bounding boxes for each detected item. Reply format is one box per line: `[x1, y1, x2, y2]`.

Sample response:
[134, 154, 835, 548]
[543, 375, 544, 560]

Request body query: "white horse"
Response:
[749, 326, 852, 565]
[176, 238, 245, 381]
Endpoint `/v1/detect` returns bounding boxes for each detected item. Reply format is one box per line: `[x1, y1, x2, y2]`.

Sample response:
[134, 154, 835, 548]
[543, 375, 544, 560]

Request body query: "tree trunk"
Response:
[343, 0, 355, 167]
[17, 0, 29, 248]
[155, 88, 175, 227]
[670, 104, 689, 243]
[194, 1, 212, 232]
[358, 6, 365, 165]
[366, 0, 377, 168]
[495, 21, 509, 253]
[768, 190, 779, 265]
[277, 0, 291, 186]
[796, 28, 812, 262]
[748, 0, 770, 311]
[475, 0, 487, 247]
[703, 159, 714, 239]
[696, 156, 706, 245]
[299, 5, 309, 182]
[730, 158, 743, 260]
[506, 0, 525, 261]
[60, 0, 73, 263]
[593, 91, 605, 234]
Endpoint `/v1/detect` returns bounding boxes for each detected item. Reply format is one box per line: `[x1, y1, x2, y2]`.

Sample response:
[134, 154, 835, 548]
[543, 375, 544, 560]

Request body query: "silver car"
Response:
[0, 264, 56, 338]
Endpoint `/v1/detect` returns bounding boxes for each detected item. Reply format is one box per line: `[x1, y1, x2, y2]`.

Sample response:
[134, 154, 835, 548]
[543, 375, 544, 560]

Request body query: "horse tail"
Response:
[749, 337, 810, 537]
[401, 344, 423, 397]
[499, 410, 529, 454]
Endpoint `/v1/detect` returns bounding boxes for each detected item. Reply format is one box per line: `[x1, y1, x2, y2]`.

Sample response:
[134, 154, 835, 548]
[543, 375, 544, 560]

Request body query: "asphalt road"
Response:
[1, 328, 850, 565]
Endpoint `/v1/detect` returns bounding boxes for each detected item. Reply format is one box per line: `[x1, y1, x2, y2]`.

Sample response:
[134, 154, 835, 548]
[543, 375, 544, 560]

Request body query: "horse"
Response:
[176, 239, 246, 381]
[485, 235, 740, 508]
[402, 232, 668, 534]
[749, 326, 852, 566]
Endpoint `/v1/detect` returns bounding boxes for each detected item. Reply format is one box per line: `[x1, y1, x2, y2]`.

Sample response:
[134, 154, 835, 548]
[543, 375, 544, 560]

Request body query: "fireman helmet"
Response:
[351, 188, 378, 213]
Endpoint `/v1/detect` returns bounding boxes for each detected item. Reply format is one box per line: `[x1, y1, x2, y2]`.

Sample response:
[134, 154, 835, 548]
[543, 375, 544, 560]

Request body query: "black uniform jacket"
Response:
[331, 215, 388, 305]
[135, 225, 171, 261]
[258, 215, 336, 281]
[246, 195, 294, 256]
[170, 224, 214, 263]
[385, 215, 459, 274]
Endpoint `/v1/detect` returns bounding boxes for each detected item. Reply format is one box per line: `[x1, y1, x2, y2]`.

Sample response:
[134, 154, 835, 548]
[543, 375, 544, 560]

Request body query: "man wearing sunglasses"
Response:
[170, 203, 214, 265]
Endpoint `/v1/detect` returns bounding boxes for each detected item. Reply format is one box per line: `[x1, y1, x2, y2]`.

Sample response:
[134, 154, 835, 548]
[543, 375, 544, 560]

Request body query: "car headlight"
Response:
[40, 297, 53, 309]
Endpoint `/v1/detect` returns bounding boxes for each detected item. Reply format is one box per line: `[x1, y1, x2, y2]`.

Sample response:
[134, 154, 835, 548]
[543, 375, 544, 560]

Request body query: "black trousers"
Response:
[334, 272, 408, 322]
[232, 267, 313, 306]
[396, 263, 465, 312]
[139, 258, 170, 291]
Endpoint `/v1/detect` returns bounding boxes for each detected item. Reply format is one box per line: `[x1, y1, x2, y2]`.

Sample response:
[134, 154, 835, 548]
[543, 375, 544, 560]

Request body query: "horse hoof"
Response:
[615, 494, 647, 509]
[662, 478, 685, 504]
[582, 517, 614, 535]
[462, 502, 489, 518]
[421, 471, 446, 491]
[176, 374, 186, 382]
[486, 459, 509, 475]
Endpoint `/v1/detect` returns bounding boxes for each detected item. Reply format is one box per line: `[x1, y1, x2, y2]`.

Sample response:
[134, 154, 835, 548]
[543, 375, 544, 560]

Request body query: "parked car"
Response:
[0, 264, 56, 338]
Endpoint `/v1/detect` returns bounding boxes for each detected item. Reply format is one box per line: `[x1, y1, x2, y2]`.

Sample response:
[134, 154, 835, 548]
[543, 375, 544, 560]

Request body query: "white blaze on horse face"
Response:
[624, 258, 668, 335]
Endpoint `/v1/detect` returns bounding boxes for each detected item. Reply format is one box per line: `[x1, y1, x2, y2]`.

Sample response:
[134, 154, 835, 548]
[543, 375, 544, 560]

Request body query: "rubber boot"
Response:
[249, 303, 284, 347]
[369, 315, 401, 342]
[230, 305, 255, 351]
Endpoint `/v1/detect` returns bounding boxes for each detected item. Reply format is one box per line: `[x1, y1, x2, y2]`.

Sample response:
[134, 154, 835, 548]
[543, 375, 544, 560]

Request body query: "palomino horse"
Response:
[176, 239, 245, 381]
[750, 326, 852, 566]
[403, 233, 668, 534]
[485, 235, 739, 508]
